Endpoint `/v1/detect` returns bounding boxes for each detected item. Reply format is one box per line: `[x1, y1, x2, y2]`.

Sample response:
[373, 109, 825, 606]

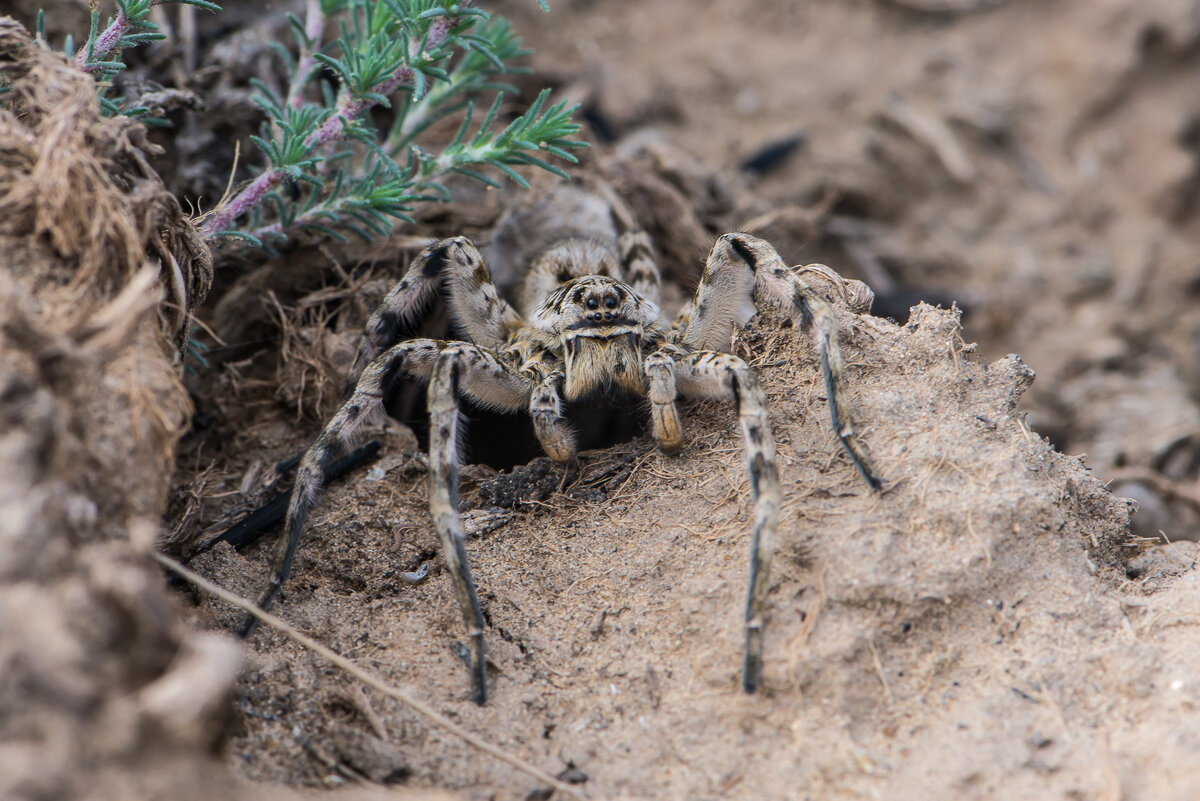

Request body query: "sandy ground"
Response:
[189, 300, 1196, 800]
[513, 0, 1200, 534]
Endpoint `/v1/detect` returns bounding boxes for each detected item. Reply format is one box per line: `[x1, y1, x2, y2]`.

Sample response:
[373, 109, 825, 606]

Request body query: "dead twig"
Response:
[796, 558, 830, 647]
[301, 737, 373, 786]
[878, 0, 1008, 14]
[1107, 466, 1200, 514]
[155, 553, 591, 801]
[349, 685, 389, 741]
[880, 97, 976, 184]
[965, 508, 993, 569]
[739, 187, 838, 242]
[866, 636, 895, 706]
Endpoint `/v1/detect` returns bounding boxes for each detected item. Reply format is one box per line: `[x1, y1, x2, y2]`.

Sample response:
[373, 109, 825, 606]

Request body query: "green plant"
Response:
[200, 0, 585, 250]
[49, 0, 221, 118]
[13, 1, 583, 253]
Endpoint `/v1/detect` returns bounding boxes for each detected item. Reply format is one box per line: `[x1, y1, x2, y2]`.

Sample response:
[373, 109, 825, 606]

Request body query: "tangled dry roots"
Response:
[0, 17, 240, 801]
[0, 16, 211, 348]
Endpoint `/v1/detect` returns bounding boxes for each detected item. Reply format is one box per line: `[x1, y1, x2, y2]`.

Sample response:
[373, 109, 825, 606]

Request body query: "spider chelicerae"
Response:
[238, 200, 881, 704]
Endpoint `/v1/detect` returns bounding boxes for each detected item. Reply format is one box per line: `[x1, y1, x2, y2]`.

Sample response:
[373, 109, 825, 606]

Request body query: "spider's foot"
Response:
[650, 403, 683, 454]
[743, 624, 764, 693]
[538, 431, 576, 463]
[856, 460, 883, 492]
[838, 428, 882, 491]
[451, 639, 488, 705]
[235, 612, 260, 639]
[469, 631, 487, 705]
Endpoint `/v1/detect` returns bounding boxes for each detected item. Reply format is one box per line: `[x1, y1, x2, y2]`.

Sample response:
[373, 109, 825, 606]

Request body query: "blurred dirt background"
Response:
[6, 0, 1200, 799]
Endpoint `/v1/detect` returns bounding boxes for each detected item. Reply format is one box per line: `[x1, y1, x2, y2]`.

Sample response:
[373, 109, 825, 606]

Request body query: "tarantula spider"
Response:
[239, 226, 881, 704]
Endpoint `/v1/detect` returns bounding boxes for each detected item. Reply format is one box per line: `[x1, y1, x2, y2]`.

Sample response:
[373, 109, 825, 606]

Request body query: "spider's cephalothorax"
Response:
[536, 274, 664, 401]
[239, 215, 881, 705]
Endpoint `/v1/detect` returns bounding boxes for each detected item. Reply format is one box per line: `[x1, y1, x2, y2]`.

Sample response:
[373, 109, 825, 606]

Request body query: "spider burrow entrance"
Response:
[397, 379, 650, 472]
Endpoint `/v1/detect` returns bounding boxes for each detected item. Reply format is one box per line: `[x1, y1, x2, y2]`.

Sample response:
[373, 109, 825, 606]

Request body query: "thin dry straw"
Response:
[154, 553, 589, 800]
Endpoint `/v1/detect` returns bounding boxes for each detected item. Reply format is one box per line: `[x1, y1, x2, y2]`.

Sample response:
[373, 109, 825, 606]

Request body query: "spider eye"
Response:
[605, 296, 617, 309]
[586, 298, 599, 310]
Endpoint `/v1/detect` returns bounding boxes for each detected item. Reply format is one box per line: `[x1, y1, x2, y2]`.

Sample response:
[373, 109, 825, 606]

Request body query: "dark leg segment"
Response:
[787, 279, 882, 490]
[346, 237, 523, 394]
[237, 339, 443, 638]
[345, 245, 444, 394]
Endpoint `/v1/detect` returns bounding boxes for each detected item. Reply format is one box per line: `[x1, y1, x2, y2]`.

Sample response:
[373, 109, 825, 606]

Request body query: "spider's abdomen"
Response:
[519, 237, 621, 317]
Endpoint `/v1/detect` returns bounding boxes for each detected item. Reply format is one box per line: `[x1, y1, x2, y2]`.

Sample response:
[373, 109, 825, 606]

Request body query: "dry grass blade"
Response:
[154, 554, 591, 801]
[880, 98, 976, 184]
[1107, 466, 1200, 513]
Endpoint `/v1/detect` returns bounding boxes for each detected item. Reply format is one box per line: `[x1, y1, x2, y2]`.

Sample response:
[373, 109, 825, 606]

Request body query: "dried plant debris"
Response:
[0, 17, 239, 801]
[0, 18, 211, 348]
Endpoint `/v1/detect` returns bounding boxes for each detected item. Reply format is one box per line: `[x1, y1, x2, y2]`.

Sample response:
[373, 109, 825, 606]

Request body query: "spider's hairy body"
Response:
[241, 195, 882, 706]
[535, 274, 664, 402]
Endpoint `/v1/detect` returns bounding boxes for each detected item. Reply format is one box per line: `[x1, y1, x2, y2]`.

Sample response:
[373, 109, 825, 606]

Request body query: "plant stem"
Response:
[287, 0, 325, 109]
[76, 10, 128, 73]
[201, 168, 287, 237]
[309, 67, 411, 147]
[202, 62, 414, 238]
[198, 1, 578, 244]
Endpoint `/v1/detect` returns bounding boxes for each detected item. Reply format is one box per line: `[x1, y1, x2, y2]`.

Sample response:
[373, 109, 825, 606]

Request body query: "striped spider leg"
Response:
[677, 233, 882, 491]
[669, 232, 882, 691]
[237, 239, 562, 705]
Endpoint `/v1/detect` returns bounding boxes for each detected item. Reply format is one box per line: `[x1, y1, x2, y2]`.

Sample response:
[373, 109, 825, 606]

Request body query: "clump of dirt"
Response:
[0, 17, 235, 801]
[509, 0, 1200, 541]
[185, 283, 1192, 799]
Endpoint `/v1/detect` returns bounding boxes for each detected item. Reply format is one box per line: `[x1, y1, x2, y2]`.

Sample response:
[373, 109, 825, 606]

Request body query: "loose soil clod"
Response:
[187, 300, 1185, 800]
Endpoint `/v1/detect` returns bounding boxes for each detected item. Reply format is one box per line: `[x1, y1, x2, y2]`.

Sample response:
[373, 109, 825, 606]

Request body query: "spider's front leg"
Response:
[677, 233, 882, 490]
[672, 350, 781, 692]
[423, 342, 564, 703]
[529, 370, 575, 462]
[238, 337, 447, 637]
[427, 349, 486, 704]
[644, 345, 684, 453]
